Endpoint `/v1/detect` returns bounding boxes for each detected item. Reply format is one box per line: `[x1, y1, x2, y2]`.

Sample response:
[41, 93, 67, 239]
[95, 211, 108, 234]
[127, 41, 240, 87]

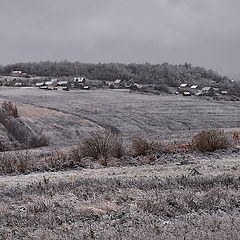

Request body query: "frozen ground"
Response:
[1, 150, 240, 239]
[0, 87, 239, 146]
[1, 87, 240, 239]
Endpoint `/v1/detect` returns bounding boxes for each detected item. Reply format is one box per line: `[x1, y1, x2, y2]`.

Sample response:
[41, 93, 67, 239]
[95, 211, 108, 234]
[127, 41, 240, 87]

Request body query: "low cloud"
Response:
[0, 0, 239, 74]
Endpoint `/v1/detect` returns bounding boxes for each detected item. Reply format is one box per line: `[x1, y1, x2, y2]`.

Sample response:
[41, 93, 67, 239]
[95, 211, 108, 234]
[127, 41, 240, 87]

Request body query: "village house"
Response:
[190, 85, 200, 95]
[201, 87, 215, 96]
[35, 82, 45, 88]
[14, 82, 23, 87]
[113, 79, 126, 88]
[178, 83, 189, 94]
[213, 88, 220, 94]
[221, 90, 228, 95]
[57, 81, 69, 87]
[114, 79, 122, 84]
[73, 76, 87, 88]
[132, 83, 142, 89]
[105, 81, 113, 86]
[57, 81, 69, 90]
[74, 76, 86, 84]
[183, 91, 191, 96]
[12, 71, 23, 77]
[45, 79, 58, 90]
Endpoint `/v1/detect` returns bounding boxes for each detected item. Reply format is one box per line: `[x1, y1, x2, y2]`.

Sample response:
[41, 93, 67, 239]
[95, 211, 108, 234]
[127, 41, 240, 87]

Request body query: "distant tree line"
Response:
[0, 61, 230, 86]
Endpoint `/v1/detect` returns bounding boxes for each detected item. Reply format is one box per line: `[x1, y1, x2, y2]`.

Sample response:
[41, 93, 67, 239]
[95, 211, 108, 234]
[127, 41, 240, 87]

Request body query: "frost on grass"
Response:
[1, 174, 240, 239]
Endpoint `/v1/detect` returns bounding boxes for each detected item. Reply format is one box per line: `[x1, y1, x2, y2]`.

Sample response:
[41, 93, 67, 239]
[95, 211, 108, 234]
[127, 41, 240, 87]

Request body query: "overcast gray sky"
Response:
[0, 0, 239, 74]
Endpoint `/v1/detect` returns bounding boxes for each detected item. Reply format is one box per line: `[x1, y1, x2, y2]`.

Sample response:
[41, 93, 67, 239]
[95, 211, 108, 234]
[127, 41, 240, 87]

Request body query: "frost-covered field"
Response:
[0, 87, 240, 145]
[1, 154, 240, 240]
[0, 87, 240, 239]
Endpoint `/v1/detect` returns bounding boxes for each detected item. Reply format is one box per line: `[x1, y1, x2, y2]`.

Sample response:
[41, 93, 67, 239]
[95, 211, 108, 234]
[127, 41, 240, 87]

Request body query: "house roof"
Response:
[191, 85, 199, 89]
[45, 81, 53, 85]
[114, 79, 122, 84]
[35, 82, 45, 86]
[202, 87, 213, 91]
[196, 91, 203, 96]
[180, 84, 188, 88]
[57, 81, 68, 85]
[74, 77, 86, 82]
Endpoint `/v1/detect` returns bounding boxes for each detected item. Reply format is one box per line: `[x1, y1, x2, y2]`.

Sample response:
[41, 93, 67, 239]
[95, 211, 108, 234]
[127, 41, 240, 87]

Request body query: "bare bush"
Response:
[0, 150, 32, 174]
[44, 150, 75, 170]
[28, 134, 50, 148]
[14, 150, 32, 173]
[192, 130, 233, 152]
[1, 101, 18, 118]
[132, 137, 163, 156]
[69, 146, 83, 163]
[79, 130, 124, 162]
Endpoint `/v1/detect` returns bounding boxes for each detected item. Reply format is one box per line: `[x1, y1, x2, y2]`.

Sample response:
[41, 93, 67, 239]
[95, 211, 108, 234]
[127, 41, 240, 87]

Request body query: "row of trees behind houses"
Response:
[0, 61, 239, 94]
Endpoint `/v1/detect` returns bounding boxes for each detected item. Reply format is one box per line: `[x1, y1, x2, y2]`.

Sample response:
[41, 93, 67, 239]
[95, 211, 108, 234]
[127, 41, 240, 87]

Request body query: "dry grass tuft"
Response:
[0, 150, 32, 174]
[79, 130, 124, 164]
[132, 137, 163, 156]
[192, 130, 233, 152]
[165, 143, 191, 152]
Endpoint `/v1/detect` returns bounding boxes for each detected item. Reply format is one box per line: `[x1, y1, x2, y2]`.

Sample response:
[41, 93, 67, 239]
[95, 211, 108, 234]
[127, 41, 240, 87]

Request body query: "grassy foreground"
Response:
[1, 163, 240, 240]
